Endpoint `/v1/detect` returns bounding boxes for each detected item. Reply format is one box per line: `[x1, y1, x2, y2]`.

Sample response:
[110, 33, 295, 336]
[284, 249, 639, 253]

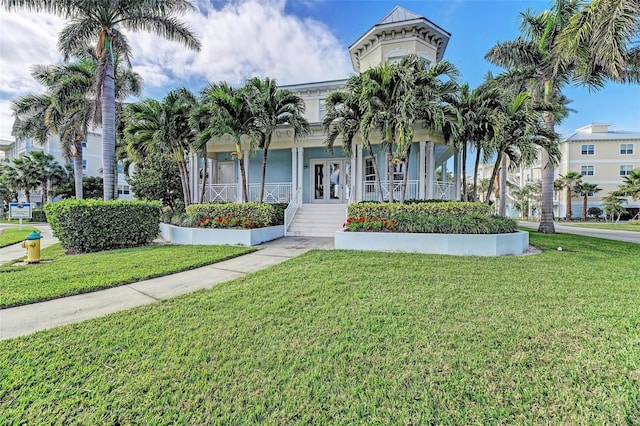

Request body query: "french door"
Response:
[311, 159, 351, 203]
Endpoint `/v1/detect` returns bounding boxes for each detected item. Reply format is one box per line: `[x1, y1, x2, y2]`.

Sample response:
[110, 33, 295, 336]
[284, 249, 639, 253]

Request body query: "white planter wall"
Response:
[334, 230, 529, 256]
[159, 223, 284, 246]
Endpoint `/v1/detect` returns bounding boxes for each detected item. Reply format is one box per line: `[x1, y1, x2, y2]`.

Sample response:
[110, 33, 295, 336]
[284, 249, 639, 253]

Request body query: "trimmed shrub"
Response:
[44, 199, 161, 253]
[30, 209, 47, 222]
[186, 202, 275, 226]
[392, 214, 517, 234]
[270, 202, 288, 226]
[348, 201, 492, 220]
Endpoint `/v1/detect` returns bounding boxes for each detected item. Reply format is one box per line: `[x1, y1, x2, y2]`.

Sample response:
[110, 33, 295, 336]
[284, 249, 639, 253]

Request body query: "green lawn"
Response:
[0, 226, 38, 248]
[0, 244, 254, 308]
[1, 232, 639, 424]
[566, 222, 640, 232]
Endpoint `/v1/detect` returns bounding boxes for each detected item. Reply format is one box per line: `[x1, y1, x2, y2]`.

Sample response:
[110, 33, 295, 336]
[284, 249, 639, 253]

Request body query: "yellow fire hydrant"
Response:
[21, 231, 42, 264]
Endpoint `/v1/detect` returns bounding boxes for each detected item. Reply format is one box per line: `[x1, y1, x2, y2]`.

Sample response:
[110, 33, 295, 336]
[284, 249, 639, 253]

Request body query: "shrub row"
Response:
[344, 214, 516, 234]
[348, 201, 493, 220]
[184, 202, 279, 227]
[44, 199, 161, 253]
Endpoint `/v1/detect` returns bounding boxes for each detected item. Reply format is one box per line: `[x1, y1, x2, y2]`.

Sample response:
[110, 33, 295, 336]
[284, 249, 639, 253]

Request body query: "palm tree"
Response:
[575, 181, 602, 221]
[3, 0, 201, 200]
[602, 192, 627, 223]
[246, 77, 309, 203]
[555, 171, 583, 220]
[487, 0, 640, 232]
[5, 151, 65, 203]
[617, 168, 640, 200]
[195, 82, 261, 203]
[124, 88, 197, 207]
[323, 75, 385, 201]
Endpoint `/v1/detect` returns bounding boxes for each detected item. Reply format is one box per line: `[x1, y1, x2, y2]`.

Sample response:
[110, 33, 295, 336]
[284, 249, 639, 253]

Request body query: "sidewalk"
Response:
[0, 232, 333, 341]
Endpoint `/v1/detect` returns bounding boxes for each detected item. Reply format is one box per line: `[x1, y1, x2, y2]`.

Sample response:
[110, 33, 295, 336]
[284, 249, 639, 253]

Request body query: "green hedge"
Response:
[186, 202, 275, 226]
[31, 209, 48, 222]
[393, 214, 517, 234]
[44, 199, 161, 253]
[348, 201, 492, 219]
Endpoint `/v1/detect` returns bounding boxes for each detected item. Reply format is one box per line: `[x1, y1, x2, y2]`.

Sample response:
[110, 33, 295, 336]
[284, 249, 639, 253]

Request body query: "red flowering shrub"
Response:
[343, 217, 398, 232]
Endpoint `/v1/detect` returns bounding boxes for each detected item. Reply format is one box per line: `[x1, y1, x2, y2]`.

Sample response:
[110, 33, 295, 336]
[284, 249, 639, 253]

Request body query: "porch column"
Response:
[453, 150, 461, 201]
[297, 147, 304, 197]
[244, 149, 250, 202]
[419, 141, 426, 199]
[426, 141, 435, 199]
[355, 144, 362, 202]
[291, 147, 297, 192]
[189, 152, 199, 204]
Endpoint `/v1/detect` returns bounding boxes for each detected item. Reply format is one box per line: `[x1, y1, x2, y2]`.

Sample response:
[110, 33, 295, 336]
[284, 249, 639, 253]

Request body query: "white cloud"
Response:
[0, 0, 352, 141]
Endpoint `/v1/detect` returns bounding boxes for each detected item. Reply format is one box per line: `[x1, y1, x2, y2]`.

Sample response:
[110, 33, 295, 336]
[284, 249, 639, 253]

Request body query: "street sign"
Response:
[9, 202, 32, 219]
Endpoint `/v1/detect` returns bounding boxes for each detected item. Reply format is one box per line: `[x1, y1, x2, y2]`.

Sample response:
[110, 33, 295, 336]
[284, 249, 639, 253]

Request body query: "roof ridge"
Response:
[377, 5, 423, 25]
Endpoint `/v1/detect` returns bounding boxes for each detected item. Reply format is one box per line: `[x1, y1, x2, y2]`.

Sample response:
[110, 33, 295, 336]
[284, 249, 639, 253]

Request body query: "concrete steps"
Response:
[287, 204, 347, 237]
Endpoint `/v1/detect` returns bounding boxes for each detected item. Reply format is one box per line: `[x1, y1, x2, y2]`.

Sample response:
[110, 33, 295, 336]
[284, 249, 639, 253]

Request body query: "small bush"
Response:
[30, 209, 47, 222]
[185, 202, 275, 226]
[629, 219, 640, 225]
[44, 199, 161, 253]
[270, 203, 288, 226]
[588, 207, 603, 220]
[348, 201, 492, 220]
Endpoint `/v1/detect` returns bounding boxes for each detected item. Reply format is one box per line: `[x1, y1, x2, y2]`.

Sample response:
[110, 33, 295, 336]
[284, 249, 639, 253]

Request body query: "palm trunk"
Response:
[177, 160, 191, 206]
[73, 151, 84, 200]
[581, 194, 588, 221]
[237, 144, 248, 203]
[498, 154, 507, 216]
[565, 186, 573, 220]
[462, 144, 468, 201]
[400, 145, 411, 204]
[473, 146, 482, 202]
[259, 135, 271, 203]
[367, 145, 384, 202]
[199, 151, 208, 203]
[485, 151, 502, 205]
[387, 144, 394, 202]
[102, 58, 116, 201]
[538, 81, 556, 233]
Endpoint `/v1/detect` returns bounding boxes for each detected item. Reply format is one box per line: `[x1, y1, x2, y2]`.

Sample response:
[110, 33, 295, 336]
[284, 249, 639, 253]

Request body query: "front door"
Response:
[311, 159, 351, 203]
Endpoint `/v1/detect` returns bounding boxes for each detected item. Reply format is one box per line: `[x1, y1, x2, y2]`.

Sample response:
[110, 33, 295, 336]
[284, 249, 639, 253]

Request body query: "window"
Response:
[82, 159, 87, 171]
[387, 56, 403, 65]
[620, 165, 634, 176]
[580, 165, 594, 176]
[581, 144, 595, 155]
[318, 99, 326, 121]
[81, 140, 87, 148]
[364, 158, 376, 182]
[117, 185, 130, 195]
[117, 164, 123, 174]
[620, 144, 634, 155]
[393, 162, 404, 181]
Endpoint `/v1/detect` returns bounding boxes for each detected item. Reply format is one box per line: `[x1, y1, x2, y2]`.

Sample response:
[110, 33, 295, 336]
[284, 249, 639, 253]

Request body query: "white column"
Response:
[355, 144, 363, 202]
[419, 141, 426, 199]
[426, 141, 435, 199]
[189, 152, 199, 204]
[244, 149, 250, 202]
[297, 147, 304, 200]
[453, 150, 461, 201]
[291, 147, 297, 191]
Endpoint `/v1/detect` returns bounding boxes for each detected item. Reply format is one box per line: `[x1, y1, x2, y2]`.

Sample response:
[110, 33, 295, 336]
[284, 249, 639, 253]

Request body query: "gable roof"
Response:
[377, 6, 423, 25]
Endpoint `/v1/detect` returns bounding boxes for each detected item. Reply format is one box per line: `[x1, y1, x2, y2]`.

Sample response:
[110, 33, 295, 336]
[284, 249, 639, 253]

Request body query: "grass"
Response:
[0, 244, 254, 308]
[0, 226, 38, 248]
[1, 232, 639, 424]
[566, 222, 640, 232]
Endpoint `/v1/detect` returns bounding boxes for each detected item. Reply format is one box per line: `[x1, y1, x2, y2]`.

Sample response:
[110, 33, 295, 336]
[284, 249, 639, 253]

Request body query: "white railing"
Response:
[433, 182, 455, 200]
[203, 184, 238, 203]
[202, 182, 292, 203]
[248, 183, 291, 203]
[362, 180, 419, 202]
[284, 186, 302, 235]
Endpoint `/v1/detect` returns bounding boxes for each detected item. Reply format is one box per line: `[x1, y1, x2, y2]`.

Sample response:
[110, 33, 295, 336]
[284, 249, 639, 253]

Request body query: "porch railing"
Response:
[202, 183, 291, 203]
[362, 180, 419, 202]
[284, 186, 302, 236]
[433, 182, 455, 200]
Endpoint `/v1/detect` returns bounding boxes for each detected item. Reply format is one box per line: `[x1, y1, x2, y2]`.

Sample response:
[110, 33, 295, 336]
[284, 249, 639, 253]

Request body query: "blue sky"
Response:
[1, 0, 638, 141]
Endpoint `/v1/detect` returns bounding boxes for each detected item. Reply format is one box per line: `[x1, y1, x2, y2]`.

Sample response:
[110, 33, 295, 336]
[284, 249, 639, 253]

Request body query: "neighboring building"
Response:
[3, 130, 133, 205]
[191, 6, 461, 213]
[479, 123, 640, 219]
[557, 123, 640, 218]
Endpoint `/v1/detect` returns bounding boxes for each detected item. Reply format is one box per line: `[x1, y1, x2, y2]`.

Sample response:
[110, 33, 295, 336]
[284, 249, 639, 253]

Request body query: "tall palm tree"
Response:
[195, 82, 261, 203]
[555, 171, 583, 220]
[323, 75, 385, 201]
[3, 0, 201, 200]
[617, 168, 640, 201]
[246, 77, 309, 203]
[124, 88, 197, 207]
[487, 0, 640, 232]
[575, 181, 601, 221]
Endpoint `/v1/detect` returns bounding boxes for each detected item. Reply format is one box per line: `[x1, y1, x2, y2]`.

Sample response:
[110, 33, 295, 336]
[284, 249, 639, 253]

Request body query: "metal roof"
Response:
[377, 6, 423, 25]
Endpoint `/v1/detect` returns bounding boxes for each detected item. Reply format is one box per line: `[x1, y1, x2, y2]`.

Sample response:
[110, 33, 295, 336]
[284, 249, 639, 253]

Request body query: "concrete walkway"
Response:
[518, 221, 640, 244]
[0, 231, 333, 340]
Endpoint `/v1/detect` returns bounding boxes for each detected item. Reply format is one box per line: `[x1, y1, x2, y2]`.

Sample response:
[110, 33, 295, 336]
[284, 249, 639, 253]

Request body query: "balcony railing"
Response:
[361, 181, 456, 202]
[202, 183, 292, 203]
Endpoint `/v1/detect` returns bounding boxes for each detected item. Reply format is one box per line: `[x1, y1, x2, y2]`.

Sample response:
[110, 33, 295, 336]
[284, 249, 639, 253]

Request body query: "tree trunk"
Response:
[498, 154, 507, 216]
[199, 151, 208, 203]
[259, 135, 271, 203]
[473, 146, 482, 202]
[367, 145, 385, 202]
[485, 151, 502, 205]
[387, 144, 394, 202]
[177, 160, 191, 207]
[102, 58, 116, 201]
[237, 144, 248, 203]
[565, 185, 573, 220]
[73, 152, 84, 200]
[400, 145, 411, 203]
[462, 144, 468, 201]
[538, 82, 556, 233]
[581, 194, 588, 221]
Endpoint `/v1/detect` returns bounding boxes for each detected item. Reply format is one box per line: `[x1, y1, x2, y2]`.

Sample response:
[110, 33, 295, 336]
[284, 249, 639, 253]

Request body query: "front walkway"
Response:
[0, 234, 333, 341]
